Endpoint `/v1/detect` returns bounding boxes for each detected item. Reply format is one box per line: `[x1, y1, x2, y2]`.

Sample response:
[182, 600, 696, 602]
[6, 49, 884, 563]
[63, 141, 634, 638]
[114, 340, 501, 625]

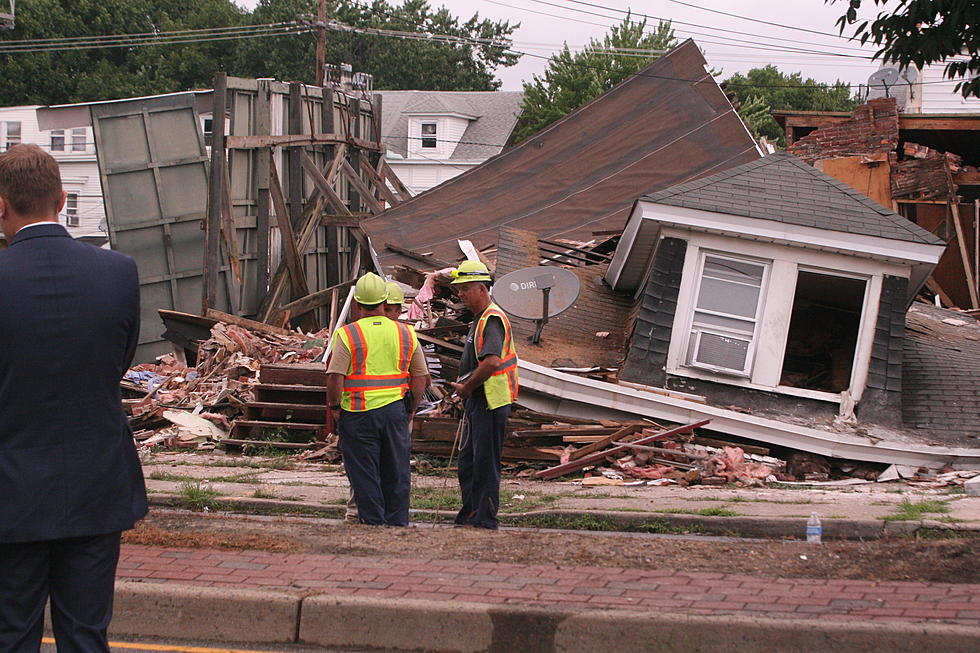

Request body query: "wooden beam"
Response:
[385, 242, 453, 269]
[220, 163, 243, 284]
[204, 308, 292, 336]
[568, 424, 645, 461]
[950, 201, 980, 309]
[954, 171, 980, 186]
[415, 331, 464, 353]
[321, 214, 367, 228]
[379, 157, 413, 202]
[534, 420, 710, 480]
[339, 159, 384, 214]
[203, 72, 227, 313]
[225, 133, 382, 151]
[268, 154, 311, 301]
[359, 155, 401, 207]
[277, 278, 356, 319]
[898, 115, 980, 131]
[299, 149, 351, 216]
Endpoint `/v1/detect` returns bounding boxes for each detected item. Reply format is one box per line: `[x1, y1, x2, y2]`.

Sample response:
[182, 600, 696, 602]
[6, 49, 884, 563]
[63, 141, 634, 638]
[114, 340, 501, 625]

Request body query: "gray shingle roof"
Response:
[642, 151, 944, 245]
[376, 90, 523, 160]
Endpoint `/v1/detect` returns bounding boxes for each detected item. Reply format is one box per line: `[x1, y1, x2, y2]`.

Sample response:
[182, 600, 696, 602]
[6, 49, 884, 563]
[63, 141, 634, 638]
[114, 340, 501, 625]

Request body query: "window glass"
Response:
[71, 128, 86, 152]
[5, 121, 20, 149]
[421, 122, 437, 148]
[51, 130, 65, 152]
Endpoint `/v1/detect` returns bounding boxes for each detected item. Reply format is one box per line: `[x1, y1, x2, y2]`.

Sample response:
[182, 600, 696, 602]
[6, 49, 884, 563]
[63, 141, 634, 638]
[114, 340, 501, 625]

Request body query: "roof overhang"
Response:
[404, 111, 477, 121]
[606, 199, 945, 300]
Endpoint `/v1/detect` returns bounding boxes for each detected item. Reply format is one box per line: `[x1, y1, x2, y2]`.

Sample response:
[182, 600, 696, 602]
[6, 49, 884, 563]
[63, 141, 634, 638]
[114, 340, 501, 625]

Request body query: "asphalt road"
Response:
[40, 637, 381, 653]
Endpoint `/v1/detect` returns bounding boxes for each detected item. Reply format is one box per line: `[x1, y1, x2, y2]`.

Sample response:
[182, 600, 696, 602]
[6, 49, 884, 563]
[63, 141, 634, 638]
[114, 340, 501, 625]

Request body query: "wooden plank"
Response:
[321, 213, 367, 228]
[950, 200, 980, 308]
[299, 149, 351, 216]
[567, 424, 643, 461]
[925, 277, 955, 307]
[277, 278, 356, 319]
[385, 242, 453, 269]
[204, 308, 292, 336]
[359, 156, 400, 207]
[222, 439, 314, 450]
[379, 157, 413, 202]
[203, 72, 227, 313]
[535, 420, 710, 479]
[268, 154, 311, 301]
[512, 427, 617, 438]
[220, 163, 243, 284]
[953, 171, 980, 186]
[415, 331, 464, 353]
[326, 143, 347, 186]
[224, 133, 382, 151]
[537, 238, 611, 261]
[339, 159, 384, 214]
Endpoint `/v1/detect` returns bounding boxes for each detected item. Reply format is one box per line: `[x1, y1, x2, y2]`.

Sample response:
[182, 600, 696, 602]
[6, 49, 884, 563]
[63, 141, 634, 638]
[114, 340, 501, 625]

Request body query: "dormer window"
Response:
[421, 122, 437, 148]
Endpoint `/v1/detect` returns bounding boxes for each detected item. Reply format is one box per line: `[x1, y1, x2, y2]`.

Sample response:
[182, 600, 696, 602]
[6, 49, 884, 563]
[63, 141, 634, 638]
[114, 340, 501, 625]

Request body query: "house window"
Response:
[71, 128, 86, 152]
[780, 271, 866, 392]
[420, 122, 437, 148]
[64, 192, 79, 227]
[686, 254, 767, 376]
[51, 130, 65, 152]
[3, 121, 20, 150]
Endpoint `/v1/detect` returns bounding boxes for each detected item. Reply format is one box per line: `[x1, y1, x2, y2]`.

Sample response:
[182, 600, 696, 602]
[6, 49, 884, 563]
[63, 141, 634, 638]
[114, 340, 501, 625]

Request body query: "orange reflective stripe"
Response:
[349, 322, 368, 375]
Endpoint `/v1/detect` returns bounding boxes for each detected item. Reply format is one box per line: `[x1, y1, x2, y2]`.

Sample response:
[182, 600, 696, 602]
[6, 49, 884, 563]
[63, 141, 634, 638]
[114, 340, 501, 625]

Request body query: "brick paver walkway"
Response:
[117, 544, 980, 626]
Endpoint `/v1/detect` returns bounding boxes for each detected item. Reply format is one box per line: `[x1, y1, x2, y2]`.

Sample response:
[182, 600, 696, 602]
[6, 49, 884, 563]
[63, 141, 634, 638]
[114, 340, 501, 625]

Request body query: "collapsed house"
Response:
[773, 97, 980, 312]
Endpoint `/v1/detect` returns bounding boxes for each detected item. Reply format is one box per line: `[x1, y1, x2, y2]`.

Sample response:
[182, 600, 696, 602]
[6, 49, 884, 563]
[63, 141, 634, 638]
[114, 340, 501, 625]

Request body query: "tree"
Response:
[512, 16, 677, 143]
[724, 66, 856, 147]
[832, 0, 979, 98]
[0, 0, 245, 105]
[236, 0, 519, 90]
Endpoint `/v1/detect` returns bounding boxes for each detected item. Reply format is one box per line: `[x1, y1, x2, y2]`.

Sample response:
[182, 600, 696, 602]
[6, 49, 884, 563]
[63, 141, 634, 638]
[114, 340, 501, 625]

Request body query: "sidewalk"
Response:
[111, 542, 980, 652]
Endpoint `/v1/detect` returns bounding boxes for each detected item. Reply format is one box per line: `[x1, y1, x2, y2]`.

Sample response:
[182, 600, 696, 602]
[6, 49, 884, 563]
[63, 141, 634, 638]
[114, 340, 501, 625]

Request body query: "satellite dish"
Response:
[868, 67, 901, 95]
[492, 266, 581, 344]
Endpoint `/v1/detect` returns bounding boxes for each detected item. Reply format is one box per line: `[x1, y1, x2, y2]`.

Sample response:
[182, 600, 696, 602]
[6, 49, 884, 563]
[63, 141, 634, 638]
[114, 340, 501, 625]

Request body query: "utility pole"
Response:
[315, 0, 326, 85]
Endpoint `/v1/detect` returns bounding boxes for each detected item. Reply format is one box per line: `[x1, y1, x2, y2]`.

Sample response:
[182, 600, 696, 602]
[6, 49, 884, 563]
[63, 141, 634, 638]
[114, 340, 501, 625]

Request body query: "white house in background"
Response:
[867, 56, 980, 114]
[376, 90, 523, 195]
[0, 105, 105, 241]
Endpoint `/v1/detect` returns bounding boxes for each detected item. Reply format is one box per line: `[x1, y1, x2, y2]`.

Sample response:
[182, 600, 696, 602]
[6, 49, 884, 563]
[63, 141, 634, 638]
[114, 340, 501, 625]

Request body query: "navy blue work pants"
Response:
[456, 394, 511, 530]
[339, 399, 411, 526]
[0, 532, 121, 653]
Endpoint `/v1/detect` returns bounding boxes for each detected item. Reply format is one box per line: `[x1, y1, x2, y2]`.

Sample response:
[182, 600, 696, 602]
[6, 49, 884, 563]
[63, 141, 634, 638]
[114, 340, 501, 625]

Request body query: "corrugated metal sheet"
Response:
[362, 40, 760, 268]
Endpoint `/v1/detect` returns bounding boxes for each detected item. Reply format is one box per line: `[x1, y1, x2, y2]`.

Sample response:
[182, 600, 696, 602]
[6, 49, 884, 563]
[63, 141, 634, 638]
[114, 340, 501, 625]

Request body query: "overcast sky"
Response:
[237, 0, 894, 91]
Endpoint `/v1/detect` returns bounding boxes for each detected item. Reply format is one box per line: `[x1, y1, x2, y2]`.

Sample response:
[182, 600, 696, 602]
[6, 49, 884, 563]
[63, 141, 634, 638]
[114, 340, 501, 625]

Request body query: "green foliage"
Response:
[831, 0, 979, 98]
[513, 15, 677, 143]
[883, 497, 951, 521]
[236, 0, 518, 90]
[724, 65, 856, 147]
[0, 0, 519, 106]
[0, 0, 246, 105]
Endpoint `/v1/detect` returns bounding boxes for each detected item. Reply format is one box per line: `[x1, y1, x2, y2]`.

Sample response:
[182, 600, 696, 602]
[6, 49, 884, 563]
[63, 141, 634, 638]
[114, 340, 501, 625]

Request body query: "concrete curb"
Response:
[110, 583, 980, 652]
[146, 494, 979, 539]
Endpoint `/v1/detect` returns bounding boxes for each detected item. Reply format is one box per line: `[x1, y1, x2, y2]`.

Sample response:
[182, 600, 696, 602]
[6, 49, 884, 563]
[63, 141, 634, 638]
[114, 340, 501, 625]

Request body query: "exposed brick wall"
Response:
[788, 98, 900, 164]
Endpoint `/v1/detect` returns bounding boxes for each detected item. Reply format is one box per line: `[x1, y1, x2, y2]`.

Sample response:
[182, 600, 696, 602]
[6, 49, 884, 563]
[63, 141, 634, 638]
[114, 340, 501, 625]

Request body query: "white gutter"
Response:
[517, 360, 980, 469]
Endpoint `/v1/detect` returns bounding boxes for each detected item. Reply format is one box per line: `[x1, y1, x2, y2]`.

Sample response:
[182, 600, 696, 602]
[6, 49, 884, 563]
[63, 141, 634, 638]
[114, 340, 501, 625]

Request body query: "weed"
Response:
[410, 486, 461, 511]
[211, 473, 263, 484]
[147, 471, 195, 483]
[251, 488, 278, 500]
[883, 498, 951, 521]
[696, 506, 739, 517]
[179, 481, 221, 511]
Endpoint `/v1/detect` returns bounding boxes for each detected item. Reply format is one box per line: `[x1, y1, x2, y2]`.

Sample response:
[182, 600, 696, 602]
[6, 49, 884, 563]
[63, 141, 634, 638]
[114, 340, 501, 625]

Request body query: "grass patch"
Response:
[147, 471, 196, 483]
[411, 485, 461, 511]
[251, 488, 278, 500]
[883, 498, 951, 522]
[179, 481, 222, 512]
[511, 514, 617, 531]
[696, 506, 739, 517]
[211, 473, 263, 484]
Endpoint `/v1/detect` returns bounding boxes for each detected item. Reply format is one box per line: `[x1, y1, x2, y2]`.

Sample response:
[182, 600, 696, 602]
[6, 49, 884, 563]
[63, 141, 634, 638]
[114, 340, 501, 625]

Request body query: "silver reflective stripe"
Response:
[343, 377, 409, 389]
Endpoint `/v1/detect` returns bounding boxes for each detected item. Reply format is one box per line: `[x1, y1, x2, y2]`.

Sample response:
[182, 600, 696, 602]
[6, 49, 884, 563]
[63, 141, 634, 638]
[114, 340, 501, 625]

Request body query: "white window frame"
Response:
[683, 251, 769, 377]
[64, 192, 79, 227]
[71, 128, 86, 152]
[2, 121, 21, 150]
[420, 121, 438, 149]
[50, 129, 65, 152]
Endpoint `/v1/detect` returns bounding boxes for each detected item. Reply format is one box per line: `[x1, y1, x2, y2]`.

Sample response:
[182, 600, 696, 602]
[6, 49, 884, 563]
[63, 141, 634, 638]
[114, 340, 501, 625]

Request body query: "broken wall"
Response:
[788, 98, 899, 164]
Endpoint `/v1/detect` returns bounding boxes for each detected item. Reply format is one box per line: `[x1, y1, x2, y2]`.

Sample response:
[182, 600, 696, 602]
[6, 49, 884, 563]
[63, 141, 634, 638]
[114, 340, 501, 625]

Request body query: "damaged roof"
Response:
[376, 90, 523, 160]
[642, 151, 944, 245]
[363, 39, 761, 268]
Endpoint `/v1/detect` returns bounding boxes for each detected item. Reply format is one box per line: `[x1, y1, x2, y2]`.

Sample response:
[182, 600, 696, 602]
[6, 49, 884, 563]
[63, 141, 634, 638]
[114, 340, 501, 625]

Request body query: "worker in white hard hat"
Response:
[326, 273, 429, 525]
[448, 261, 519, 530]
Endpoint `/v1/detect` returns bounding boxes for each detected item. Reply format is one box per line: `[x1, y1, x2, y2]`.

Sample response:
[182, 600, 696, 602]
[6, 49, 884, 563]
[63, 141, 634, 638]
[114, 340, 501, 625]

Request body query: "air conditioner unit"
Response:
[688, 330, 751, 376]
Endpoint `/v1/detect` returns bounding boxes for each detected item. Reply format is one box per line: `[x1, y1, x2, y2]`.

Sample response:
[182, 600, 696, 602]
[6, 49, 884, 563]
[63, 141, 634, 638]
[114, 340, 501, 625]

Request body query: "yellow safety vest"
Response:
[474, 303, 519, 410]
[335, 316, 418, 412]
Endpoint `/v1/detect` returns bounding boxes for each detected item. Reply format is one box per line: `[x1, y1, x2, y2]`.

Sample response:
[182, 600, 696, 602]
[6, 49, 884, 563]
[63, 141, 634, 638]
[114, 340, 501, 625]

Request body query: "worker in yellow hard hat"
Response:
[326, 272, 429, 525]
[384, 281, 405, 321]
[448, 260, 519, 530]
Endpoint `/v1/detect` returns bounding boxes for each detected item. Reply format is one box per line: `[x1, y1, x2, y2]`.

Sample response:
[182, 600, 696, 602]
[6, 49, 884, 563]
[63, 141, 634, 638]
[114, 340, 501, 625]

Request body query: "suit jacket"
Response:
[0, 223, 147, 543]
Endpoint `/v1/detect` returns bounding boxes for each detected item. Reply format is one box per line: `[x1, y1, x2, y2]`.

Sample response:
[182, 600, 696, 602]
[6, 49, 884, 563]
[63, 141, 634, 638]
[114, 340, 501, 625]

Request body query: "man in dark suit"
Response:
[0, 144, 148, 652]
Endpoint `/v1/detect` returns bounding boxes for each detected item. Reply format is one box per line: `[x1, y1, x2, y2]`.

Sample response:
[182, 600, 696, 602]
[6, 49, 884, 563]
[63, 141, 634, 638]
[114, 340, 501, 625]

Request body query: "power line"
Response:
[657, 0, 849, 40]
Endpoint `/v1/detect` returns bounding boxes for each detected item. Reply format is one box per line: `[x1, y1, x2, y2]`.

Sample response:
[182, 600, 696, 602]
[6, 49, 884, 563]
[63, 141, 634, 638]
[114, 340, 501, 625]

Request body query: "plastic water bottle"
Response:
[806, 512, 822, 544]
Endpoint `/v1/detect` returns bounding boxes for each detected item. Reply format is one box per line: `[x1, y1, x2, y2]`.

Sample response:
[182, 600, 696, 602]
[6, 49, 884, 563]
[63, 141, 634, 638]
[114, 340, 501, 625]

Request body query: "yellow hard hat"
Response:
[353, 272, 388, 305]
[450, 260, 492, 284]
[385, 281, 405, 305]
